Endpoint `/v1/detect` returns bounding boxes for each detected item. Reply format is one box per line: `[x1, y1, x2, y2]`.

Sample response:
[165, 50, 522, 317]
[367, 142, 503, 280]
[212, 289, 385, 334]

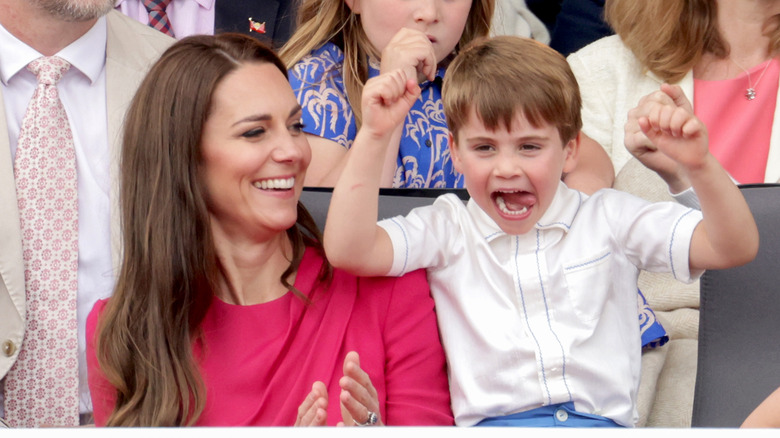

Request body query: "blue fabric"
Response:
[549, 0, 612, 56]
[638, 288, 669, 349]
[288, 43, 463, 188]
[475, 402, 622, 427]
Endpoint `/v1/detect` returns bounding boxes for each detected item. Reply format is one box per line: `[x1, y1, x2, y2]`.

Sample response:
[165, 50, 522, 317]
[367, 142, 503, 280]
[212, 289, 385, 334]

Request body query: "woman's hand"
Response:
[380, 28, 437, 83]
[338, 351, 383, 427]
[294, 381, 329, 426]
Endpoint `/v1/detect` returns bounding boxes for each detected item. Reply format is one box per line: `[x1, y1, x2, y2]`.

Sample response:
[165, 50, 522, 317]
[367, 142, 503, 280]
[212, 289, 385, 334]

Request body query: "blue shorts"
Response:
[475, 402, 623, 427]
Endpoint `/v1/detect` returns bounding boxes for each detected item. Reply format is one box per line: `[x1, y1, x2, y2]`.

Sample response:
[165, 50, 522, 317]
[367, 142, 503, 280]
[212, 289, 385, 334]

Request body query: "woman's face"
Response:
[201, 62, 311, 242]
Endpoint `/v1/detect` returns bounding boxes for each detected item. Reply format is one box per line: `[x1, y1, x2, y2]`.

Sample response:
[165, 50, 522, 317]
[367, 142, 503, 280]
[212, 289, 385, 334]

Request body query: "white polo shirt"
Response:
[378, 182, 703, 427]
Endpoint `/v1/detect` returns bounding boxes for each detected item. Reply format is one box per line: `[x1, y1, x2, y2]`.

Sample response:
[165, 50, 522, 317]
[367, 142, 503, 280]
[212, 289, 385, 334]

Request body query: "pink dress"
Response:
[694, 59, 779, 183]
[87, 247, 453, 426]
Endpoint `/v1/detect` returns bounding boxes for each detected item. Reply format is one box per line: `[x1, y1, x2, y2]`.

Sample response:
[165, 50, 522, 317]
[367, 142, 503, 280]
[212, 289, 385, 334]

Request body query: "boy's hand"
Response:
[626, 84, 708, 180]
[381, 28, 437, 83]
[338, 352, 383, 427]
[361, 69, 420, 141]
[624, 85, 692, 192]
[295, 381, 329, 426]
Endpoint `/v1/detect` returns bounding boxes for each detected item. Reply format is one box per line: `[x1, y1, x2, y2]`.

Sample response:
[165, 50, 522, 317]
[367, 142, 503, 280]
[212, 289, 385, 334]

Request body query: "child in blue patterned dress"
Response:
[279, 0, 493, 188]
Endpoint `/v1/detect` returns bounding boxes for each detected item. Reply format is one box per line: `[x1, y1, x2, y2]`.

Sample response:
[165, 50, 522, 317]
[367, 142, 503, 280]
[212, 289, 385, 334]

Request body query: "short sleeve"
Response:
[378, 195, 460, 276]
[600, 190, 703, 283]
[85, 299, 116, 427]
[380, 269, 454, 425]
[671, 186, 702, 210]
[288, 44, 356, 149]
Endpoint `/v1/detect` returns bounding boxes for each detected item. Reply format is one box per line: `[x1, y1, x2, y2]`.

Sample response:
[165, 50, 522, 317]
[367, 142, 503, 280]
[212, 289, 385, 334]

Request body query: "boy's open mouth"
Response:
[493, 190, 535, 216]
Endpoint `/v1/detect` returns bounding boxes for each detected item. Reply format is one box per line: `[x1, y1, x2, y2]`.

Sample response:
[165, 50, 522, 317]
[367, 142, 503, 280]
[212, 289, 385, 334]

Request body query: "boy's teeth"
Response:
[253, 177, 295, 190]
[496, 195, 528, 216]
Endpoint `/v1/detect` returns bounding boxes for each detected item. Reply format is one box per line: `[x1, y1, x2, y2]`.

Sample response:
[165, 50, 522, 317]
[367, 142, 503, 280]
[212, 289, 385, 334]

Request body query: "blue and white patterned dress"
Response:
[289, 42, 464, 188]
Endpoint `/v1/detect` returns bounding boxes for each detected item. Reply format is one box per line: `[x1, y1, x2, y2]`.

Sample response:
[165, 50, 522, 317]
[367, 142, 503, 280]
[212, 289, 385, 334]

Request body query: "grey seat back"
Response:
[299, 188, 469, 232]
[692, 184, 780, 427]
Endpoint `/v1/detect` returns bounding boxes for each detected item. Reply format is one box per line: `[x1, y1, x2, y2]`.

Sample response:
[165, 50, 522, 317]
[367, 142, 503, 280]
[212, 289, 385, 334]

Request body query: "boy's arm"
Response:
[627, 84, 759, 271]
[323, 70, 421, 276]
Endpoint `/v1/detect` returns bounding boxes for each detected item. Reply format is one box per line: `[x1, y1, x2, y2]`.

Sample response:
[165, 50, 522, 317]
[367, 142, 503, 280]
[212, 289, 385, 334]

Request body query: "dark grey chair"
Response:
[692, 184, 780, 427]
[299, 187, 469, 232]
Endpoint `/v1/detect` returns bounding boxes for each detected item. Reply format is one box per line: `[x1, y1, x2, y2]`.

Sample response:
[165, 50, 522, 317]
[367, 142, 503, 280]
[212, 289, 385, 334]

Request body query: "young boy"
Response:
[324, 36, 758, 427]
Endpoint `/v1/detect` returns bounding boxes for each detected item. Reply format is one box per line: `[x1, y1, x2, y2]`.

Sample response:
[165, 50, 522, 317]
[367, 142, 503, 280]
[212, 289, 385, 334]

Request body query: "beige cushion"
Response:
[614, 158, 699, 428]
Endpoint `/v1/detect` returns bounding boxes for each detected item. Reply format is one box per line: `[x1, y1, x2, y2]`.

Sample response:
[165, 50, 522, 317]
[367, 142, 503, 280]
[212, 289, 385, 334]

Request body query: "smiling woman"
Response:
[85, 33, 453, 427]
[201, 62, 311, 261]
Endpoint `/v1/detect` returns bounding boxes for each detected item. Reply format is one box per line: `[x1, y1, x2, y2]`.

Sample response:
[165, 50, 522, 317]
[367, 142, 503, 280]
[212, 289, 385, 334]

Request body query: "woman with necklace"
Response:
[568, 0, 780, 190]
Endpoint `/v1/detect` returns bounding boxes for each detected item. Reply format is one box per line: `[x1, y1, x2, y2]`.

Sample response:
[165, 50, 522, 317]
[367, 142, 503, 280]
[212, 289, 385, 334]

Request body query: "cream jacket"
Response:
[568, 34, 780, 182]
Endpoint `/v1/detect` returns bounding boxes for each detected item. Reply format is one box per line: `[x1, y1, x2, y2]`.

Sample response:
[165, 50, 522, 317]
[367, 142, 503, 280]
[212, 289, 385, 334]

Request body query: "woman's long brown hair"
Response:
[606, 0, 780, 83]
[96, 33, 328, 426]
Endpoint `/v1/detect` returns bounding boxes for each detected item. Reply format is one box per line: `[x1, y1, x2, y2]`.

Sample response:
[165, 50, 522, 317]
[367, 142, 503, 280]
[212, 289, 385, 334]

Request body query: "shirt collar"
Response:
[115, 0, 215, 8]
[0, 16, 106, 85]
[467, 181, 584, 242]
[535, 181, 583, 232]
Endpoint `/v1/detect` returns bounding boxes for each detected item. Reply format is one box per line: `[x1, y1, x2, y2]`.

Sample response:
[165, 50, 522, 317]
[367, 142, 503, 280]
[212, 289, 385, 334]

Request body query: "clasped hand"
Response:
[625, 84, 710, 192]
[294, 351, 384, 426]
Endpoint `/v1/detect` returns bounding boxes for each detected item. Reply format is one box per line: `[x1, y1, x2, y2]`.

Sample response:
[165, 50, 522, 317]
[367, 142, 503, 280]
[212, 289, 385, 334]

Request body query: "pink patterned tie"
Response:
[143, 0, 175, 37]
[5, 56, 79, 428]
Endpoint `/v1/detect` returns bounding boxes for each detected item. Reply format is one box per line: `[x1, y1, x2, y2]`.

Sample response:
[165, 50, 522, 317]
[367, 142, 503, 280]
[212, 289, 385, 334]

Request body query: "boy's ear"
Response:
[562, 131, 580, 174]
[345, 0, 360, 13]
[448, 131, 464, 174]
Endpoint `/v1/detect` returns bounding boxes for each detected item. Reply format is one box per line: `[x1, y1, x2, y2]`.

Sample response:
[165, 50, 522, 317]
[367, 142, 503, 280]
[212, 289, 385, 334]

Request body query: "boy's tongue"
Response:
[497, 191, 536, 212]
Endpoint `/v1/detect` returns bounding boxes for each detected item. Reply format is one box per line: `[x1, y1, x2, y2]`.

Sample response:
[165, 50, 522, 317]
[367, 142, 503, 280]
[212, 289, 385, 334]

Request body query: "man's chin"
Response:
[32, 0, 114, 22]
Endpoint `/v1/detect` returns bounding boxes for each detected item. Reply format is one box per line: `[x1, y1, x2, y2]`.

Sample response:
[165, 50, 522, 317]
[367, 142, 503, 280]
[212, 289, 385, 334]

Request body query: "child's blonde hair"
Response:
[279, 0, 494, 128]
[443, 36, 582, 145]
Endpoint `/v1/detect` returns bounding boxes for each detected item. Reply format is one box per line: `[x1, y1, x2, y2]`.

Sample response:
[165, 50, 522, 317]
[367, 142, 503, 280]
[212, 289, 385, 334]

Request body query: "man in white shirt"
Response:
[0, 0, 173, 427]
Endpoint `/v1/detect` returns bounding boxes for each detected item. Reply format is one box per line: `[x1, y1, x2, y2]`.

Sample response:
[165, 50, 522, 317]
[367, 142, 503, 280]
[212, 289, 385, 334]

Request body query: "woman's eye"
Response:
[241, 127, 265, 138]
[290, 121, 305, 135]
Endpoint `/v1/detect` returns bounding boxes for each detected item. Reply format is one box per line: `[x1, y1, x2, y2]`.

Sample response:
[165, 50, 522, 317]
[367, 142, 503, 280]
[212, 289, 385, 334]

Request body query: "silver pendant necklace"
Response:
[730, 57, 772, 101]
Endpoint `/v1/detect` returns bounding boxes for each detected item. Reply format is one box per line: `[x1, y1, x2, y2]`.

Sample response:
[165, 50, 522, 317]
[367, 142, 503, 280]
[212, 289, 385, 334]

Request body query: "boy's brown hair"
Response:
[443, 36, 582, 145]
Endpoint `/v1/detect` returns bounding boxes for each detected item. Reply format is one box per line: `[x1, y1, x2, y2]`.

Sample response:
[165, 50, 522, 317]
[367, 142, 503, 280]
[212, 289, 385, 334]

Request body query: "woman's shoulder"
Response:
[570, 34, 631, 59]
[298, 247, 431, 313]
[568, 34, 643, 77]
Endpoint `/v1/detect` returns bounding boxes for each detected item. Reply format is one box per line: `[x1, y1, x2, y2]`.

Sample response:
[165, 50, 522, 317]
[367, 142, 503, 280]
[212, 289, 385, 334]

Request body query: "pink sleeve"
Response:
[86, 299, 116, 427]
[381, 269, 454, 425]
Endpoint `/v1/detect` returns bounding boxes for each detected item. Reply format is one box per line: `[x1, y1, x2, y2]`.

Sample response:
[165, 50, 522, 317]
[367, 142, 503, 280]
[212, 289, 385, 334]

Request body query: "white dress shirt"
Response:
[114, 0, 215, 39]
[378, 182, 703, 427]
[0, 18, 113, 415]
